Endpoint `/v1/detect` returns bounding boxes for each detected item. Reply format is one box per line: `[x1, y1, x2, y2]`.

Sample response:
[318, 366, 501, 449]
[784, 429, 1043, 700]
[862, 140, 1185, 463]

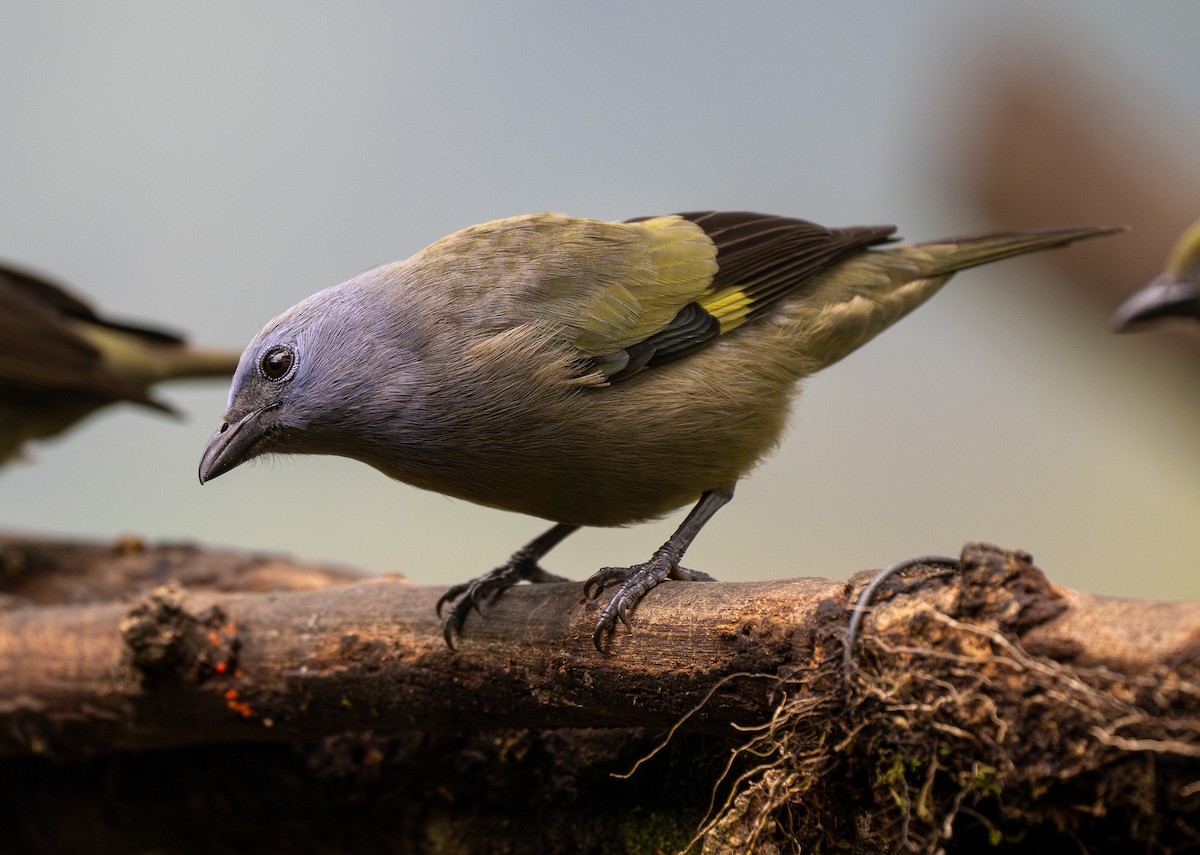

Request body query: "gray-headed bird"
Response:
[0, 264, 240, 468]
[196, 211, 1120, 649]
[1112, 219, 1200, 329]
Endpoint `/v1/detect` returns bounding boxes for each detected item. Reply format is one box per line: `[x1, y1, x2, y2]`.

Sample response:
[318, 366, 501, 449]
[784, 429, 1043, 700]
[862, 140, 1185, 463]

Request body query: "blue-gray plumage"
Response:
[198, 211, 1121, 650]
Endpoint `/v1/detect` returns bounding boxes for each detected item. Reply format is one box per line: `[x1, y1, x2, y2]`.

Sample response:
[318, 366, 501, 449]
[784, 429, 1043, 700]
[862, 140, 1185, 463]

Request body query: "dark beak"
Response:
[1112, 276, 1200, 331]
[198, 408, 269, 484]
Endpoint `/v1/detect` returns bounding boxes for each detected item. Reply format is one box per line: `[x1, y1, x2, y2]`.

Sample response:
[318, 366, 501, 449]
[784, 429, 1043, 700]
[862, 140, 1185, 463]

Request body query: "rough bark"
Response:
[1, 532, 1198, 853]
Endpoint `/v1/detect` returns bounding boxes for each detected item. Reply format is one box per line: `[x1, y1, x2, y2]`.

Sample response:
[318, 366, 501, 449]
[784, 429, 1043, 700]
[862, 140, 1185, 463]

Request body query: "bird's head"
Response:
[198, 276, 420, 484]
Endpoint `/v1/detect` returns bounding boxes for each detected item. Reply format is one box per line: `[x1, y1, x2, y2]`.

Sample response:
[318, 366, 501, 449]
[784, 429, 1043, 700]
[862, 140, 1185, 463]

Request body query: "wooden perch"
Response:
[1, 533, 1198, 853]
[0, 532, 847, 753]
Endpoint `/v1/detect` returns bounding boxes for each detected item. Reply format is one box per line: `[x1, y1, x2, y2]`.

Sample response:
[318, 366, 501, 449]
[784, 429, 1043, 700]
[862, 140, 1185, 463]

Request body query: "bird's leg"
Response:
[584, 485, 734, 650]
[842, 554, 960, 671]
[438, 522, 579, 648]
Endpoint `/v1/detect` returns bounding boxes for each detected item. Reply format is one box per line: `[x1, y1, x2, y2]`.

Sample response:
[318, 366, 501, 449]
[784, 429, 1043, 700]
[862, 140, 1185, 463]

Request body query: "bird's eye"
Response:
[259, 345, 297, 382]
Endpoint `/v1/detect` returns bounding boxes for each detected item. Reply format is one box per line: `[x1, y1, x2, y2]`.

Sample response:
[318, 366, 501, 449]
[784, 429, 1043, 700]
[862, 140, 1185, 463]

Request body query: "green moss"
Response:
[619, 806, 694, 855]
[967, 763, 1001, 798]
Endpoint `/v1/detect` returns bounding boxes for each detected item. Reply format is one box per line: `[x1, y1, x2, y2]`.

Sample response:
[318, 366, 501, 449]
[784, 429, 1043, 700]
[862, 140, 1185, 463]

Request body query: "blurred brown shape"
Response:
[964, 48, 1200, 330]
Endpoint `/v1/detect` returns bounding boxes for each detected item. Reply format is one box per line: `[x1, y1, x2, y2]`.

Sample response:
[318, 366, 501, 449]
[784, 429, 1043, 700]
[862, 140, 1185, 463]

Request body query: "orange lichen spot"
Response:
[208, 631, 220, 647]
[224, 688, 240, 701]
[228, 701, 254, 718]
[214, 661, 229, 675]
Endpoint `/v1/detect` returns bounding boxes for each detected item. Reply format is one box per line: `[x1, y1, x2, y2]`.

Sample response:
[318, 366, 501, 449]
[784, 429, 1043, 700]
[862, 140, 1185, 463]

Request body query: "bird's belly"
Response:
[386, 393, 791, 528]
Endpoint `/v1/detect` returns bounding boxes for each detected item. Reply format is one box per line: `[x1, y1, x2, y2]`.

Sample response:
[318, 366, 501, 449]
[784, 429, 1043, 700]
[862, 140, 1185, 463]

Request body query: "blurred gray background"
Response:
[3, 1, 1198, 599]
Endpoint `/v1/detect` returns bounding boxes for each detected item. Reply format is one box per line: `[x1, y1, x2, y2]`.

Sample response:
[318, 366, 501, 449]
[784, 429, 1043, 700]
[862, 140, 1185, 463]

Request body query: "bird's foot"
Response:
[583, 552, 715, 650]
[438, 557, 568, 649]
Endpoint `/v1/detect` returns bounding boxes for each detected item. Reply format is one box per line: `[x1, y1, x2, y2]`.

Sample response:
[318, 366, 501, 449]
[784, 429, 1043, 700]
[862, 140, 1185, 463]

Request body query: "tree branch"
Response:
[1, 530, 845, 754]
[2, 533, 1198, 852]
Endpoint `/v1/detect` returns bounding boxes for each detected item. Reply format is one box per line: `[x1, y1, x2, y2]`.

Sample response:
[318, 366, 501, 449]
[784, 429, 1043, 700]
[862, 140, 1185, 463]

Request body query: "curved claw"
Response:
[441, 573, 509, 648]
[442, 606, 464, 650]
[440, 586, 491, 649]
[467, 583, 490, 611]
[436, 583, 470, 618]
[588, 558, 682, 652]
[616, 595, 634, 628]
[587, 566, 716, 650]
[438, 573, 497, 620]
[590, 588, 640, 649]
[583, 565, 635, 600]
[592, 618, 611, 650]
[438, 523, 580, 649]
[441, 593, 481, 650]
[591, 575, 639, 650]
[439, 561, 560, 648]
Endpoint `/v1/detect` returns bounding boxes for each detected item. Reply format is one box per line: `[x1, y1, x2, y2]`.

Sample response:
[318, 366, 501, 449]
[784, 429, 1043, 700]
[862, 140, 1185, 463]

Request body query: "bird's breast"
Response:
[360, 340, 799, 527]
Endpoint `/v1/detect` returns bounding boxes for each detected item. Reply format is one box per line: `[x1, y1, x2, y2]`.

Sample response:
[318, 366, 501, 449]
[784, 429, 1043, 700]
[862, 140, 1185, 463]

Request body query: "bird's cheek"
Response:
[275, 405, 314, 435]
[270, 410, 330, 452]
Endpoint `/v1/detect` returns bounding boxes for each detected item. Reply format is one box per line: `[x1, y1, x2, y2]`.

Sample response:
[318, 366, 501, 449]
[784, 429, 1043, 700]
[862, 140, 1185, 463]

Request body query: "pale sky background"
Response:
[2, 2, 1198, 600]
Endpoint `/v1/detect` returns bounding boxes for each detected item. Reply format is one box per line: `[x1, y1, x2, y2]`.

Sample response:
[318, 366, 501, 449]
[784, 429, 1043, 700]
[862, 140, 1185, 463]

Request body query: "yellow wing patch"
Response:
[700, 286, 755, 334]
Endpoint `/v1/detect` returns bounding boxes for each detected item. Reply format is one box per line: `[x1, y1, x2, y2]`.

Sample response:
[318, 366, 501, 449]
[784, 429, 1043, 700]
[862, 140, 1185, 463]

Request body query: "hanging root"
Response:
[686, 547, 1200, 854]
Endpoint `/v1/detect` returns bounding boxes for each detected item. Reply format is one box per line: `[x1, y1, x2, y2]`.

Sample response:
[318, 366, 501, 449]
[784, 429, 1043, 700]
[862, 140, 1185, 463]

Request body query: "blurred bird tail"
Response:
[80, 324, 242, 385]
[152, 345, 243, 381]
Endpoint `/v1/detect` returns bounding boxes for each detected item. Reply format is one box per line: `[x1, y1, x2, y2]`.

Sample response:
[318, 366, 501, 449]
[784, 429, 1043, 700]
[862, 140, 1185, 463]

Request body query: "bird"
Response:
[1111, 219, 1200, 330]
[0, 263, 241, 467]
[196, 211, 1121, 650]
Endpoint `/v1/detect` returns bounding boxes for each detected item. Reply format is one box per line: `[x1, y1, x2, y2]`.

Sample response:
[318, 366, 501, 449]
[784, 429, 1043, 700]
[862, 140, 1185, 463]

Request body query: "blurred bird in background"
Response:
[1112, 220, 1200, 331]
[197, 211, 1120, 649]
[0, 264, 241, 468]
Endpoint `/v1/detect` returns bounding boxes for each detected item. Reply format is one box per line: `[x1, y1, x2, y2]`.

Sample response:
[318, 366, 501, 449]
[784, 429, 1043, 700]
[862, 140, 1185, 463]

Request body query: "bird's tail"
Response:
[776, 225, 1124, 375]
[149, 344, 243, 381]
[905, 226, 1125, 278]
[80, 324, 242, 386]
